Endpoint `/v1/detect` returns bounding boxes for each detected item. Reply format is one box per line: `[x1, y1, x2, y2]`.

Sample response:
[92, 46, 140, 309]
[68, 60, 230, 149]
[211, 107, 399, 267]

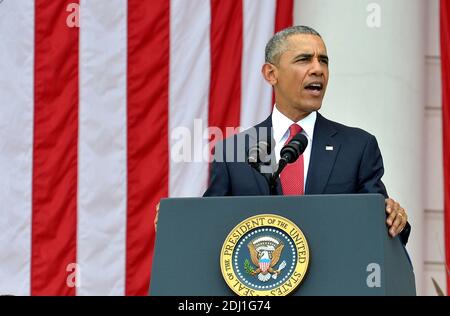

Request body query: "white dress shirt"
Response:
[272, 105, 317, 188]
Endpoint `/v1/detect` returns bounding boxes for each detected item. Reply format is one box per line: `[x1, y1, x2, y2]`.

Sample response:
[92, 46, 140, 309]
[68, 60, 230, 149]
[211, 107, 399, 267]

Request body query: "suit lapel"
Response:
[305, 113, 340, 194]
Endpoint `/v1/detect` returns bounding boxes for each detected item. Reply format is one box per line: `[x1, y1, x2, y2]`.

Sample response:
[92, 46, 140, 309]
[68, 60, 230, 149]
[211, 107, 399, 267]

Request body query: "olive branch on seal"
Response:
[244, 259, 255, 275]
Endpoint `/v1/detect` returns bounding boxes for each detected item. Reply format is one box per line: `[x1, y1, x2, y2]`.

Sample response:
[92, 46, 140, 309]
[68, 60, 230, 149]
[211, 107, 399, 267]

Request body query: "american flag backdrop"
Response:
[0, 0, 293, 295]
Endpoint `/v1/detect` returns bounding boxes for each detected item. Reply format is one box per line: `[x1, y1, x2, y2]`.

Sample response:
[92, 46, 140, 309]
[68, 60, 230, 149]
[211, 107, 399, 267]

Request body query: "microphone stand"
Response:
[249, 162, 275, 195]
[268, 157, 288, 195]
[249, 155, 291, 196]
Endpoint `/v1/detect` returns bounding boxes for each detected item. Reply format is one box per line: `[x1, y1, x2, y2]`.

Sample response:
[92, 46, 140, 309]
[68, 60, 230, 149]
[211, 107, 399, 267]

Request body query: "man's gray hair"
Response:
[265, 25, 322, 64]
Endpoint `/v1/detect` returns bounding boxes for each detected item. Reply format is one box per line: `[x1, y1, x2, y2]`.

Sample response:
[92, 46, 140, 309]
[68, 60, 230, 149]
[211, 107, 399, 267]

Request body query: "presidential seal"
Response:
[220, 214, 309, 296]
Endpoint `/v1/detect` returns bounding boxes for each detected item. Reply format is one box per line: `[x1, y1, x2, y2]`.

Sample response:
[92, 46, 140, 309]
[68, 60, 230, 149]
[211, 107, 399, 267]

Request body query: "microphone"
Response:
[271, 133, 308, 186]
[279, 133, 308, 165]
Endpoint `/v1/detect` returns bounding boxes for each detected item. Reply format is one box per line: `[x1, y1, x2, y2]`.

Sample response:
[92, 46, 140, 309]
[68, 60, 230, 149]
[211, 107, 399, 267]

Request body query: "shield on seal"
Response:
[259, 258, 271, 273]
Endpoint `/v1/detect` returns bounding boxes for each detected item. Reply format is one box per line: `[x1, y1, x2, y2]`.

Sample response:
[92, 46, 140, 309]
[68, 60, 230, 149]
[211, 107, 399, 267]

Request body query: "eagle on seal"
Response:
[248, 239, 284, 282]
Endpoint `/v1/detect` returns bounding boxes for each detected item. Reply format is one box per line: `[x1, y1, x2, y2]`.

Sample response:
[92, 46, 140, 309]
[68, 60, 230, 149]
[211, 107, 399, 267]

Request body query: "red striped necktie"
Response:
[280, 124, 304, 195]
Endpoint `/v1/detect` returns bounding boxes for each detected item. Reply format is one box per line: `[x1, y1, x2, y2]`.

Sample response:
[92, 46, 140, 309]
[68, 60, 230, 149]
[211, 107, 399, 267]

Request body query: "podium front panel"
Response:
[150, 194, 415, 296]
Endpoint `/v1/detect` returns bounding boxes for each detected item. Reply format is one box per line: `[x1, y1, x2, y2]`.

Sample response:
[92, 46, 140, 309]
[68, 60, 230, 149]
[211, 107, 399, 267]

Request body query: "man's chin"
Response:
[295, 103, 322, 114]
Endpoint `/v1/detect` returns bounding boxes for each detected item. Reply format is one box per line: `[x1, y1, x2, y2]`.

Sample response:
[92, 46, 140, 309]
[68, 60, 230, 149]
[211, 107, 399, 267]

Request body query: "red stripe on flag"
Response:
[440, 0, 450, 295]
[32, 0, 79, 295]
[127, 0, 170, 296]
[272, 0, 294, 106]
[275, 0, 294, 33]
[209, 0, 243, 138]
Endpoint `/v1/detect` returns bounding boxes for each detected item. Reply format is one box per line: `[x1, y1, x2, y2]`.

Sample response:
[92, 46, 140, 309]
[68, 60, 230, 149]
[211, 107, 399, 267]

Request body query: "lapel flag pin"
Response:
[326, 146, 334, 151]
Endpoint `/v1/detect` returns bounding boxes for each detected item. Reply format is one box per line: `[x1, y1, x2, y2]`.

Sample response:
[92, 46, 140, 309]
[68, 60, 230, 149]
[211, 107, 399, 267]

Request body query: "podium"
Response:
[150, 194, 415, 296]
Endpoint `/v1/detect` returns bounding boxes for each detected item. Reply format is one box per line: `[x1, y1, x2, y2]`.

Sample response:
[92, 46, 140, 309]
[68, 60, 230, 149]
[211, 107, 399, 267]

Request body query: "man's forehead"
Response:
[285, 34, 327, 54]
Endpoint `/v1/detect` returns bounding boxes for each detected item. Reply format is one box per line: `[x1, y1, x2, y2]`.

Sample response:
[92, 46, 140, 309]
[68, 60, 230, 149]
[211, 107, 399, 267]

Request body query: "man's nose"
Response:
[309, 58, 324, 76]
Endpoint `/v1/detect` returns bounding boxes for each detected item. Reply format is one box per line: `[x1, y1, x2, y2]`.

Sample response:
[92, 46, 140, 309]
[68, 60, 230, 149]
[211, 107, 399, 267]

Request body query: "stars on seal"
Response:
[233, 227, 296, 290]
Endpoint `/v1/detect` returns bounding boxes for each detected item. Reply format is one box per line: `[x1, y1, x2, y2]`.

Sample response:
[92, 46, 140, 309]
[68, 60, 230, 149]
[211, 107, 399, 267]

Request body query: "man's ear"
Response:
[262, 63, 277, 86]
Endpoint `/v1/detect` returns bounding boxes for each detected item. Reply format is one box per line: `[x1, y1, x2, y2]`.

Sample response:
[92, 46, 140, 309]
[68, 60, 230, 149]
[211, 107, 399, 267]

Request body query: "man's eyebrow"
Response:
[293, 53, 329, 61]
[293, 53, 314, 59]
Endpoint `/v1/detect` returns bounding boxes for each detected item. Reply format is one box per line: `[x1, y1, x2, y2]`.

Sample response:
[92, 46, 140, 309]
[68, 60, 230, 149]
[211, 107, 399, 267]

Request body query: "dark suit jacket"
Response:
[203, 112, 411, 244]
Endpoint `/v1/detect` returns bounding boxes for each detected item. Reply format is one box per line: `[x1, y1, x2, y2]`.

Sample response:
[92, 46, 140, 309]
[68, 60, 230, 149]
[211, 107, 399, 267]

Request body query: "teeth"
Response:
[306, 83, 322, 90]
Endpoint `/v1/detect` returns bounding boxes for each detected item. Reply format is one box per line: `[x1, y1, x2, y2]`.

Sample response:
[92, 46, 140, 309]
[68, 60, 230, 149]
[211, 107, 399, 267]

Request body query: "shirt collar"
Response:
[272, 105, 317, 143]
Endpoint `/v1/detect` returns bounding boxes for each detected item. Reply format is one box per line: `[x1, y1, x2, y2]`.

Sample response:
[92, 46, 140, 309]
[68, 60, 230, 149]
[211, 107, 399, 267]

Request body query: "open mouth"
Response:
[304, 82, 323, 96]
[304, 82, 323, 91]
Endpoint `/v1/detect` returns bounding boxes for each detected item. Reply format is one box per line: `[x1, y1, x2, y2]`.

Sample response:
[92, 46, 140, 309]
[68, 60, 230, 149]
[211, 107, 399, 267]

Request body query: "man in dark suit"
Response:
[203, 25, 410, 244]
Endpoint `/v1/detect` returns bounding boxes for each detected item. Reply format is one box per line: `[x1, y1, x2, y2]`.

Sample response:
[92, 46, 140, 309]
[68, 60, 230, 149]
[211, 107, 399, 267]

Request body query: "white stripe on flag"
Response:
[169, 0, 211, 197]
[78, 0, 127, 295]
[241, 0, 276, 130]
[0, 0, 34, 296]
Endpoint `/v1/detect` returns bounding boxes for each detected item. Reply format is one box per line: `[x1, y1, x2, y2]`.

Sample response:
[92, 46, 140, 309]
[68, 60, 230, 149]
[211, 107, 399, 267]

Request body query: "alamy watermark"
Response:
[66, 263, 81, 288]
[66, 3, 79, 28]
[366, 263, 381, 288]
[366, 2, 381, 28]
[169, 119, 274, 165]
